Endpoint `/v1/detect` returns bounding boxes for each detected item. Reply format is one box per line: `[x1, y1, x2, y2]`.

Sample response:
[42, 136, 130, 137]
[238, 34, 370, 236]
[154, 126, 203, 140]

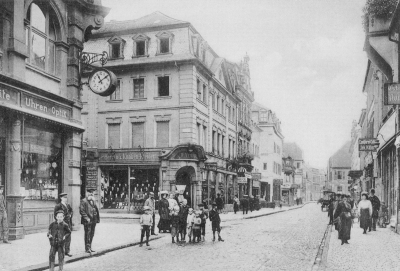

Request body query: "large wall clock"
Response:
[88, 68, 118, 96]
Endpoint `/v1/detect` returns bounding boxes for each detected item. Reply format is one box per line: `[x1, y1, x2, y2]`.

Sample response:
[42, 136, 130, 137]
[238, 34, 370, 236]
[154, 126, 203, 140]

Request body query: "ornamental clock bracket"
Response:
[79, 51, 118, 97]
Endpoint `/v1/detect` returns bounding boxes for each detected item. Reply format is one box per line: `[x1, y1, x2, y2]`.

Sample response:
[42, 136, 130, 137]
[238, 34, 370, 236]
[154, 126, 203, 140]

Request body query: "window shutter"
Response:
[108, 124, 120, 148]
[132, 122, 144, 148]
[156, 122, 169, 147]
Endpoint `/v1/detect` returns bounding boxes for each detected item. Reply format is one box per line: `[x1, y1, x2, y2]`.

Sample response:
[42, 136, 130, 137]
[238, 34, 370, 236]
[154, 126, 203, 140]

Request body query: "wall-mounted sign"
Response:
[86, 161, 98, 189]
[21, 93, 71, 120]
[359, 138, 379, 152]
[252, 173, 261, 181]
[384, 83, 400, 105]
[237, 177, 247, 184]
[0, 86, 18, 105]
[98, 150, 161, 163]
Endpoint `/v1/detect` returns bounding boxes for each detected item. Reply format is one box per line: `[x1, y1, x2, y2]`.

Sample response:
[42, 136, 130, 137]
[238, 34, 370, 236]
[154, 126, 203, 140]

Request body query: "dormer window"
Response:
[132, 34, 150, 57]
[108, 36, 125, 59]
[156, 31, 174, 55]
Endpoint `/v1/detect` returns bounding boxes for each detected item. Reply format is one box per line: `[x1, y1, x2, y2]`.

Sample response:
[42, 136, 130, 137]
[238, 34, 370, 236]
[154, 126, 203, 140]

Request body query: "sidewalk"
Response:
[0, 204, 305, 271]
[323, 223, 400, 270]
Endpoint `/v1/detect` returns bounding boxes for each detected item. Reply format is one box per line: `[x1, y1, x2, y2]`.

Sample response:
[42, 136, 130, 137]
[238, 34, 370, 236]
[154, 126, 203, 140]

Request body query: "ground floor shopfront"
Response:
[85, 144, 239, 212]
[0, 79, 84, 238]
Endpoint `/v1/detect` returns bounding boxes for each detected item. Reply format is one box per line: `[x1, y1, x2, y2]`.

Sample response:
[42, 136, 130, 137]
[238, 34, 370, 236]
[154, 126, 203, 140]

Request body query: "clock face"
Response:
[89, 70, 111, 93]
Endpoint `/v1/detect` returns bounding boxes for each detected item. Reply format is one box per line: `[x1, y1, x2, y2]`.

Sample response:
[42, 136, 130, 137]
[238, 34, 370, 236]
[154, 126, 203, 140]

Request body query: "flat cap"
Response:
[59, 193, 67, 198]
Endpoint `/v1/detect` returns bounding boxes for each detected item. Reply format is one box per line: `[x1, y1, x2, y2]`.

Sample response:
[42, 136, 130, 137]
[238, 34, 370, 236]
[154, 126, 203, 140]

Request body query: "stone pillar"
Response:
[7, 119, 24, 240]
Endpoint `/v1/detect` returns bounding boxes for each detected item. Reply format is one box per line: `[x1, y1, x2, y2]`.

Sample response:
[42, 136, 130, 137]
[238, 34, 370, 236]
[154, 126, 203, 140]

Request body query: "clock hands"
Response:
[99, 74, 109, 84]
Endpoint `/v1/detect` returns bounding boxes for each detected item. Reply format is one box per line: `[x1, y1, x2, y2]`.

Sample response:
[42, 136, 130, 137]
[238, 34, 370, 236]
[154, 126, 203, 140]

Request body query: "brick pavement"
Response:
[323, 221, 400, 271]
[46, 203, 326, 271]
[0, 204, 305, 271]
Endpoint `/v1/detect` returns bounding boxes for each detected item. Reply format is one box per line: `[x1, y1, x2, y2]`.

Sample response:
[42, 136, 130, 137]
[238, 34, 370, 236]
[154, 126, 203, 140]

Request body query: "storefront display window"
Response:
[21, 120, 62, 203]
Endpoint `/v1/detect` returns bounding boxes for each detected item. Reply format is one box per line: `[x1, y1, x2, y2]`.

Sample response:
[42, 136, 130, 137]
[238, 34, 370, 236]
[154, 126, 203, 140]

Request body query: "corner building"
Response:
[0, 0, 109, 238]
[82, 12, 254, 211]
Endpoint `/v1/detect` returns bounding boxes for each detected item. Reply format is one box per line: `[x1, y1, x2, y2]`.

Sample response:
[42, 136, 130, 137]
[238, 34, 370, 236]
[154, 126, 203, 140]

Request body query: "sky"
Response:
[102, 0, 367, 169]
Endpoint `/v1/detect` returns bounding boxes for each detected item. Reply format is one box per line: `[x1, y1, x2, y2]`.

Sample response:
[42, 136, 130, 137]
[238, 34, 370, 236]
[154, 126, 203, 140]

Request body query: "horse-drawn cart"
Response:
[319, 191, 335, 212]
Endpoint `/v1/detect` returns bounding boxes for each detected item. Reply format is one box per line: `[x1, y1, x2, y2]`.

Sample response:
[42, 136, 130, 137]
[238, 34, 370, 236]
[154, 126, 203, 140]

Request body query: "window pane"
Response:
[108, 124, 120, 149]
[203, 85, 207, 104]
[133, 78, 144, 98]
[158, 76, 169, 96]
[156, 122, 169, 147]
[136, 41, 145, 56]
[112, 44, 120, 58]
[30, 3, 46, 33]
[48, 41, 55, 75]
[110, 80, 121, 100]
[31, 32, 46, 70]
[132, 122, 144, 148]
[160, 38, 169, 53]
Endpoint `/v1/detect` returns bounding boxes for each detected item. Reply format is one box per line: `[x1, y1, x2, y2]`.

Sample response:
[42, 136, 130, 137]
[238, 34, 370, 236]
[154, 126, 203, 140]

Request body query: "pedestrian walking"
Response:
[54, 193, 73, 257]
[333, 194, 352, 245]
[186, 208, 195, 242]
[157, 191, 170, 233]
[327, 193, 336, 225]
[369, 189, 380, 231]
[233, 195, 239, 214]
[358, 192, 373, 234]
[79, 189, 100, 253]
[192, 211, 202, 243]
[47, 210, 71, 271]
[170, 203, 180, 243]
[216, 193, 224, 213]
[178, 199, 189, 242]
[0, 185, 10, 244]
[144, 192, 157, 235]
[241, 195, 249, 214]
[198, 203, 208, 242]
[139, 206, 153, 247]
[209, 203, 224, 242]
[333, 193, 341, 232]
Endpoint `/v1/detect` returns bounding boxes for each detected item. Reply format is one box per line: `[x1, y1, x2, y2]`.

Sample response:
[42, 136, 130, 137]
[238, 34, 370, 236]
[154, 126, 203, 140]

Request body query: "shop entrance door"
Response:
[175, 166, 195, 208]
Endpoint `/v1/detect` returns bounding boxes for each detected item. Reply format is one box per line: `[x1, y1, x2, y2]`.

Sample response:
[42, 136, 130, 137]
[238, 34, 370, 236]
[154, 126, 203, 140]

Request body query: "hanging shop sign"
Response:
[251, 173, 261, 181]
[384, 83, 400, 105]
[86, 161, 98, 189]
[359, 138, 380, 151]
[237, 177, 247, 184]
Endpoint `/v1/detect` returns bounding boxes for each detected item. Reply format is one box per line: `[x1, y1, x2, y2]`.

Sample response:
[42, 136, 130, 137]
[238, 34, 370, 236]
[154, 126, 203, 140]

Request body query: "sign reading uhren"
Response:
[384, 83, 400, 105]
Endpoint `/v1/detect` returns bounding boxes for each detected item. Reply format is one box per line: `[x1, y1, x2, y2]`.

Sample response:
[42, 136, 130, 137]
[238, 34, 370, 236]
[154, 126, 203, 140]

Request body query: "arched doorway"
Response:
[175, 166, 196, 208]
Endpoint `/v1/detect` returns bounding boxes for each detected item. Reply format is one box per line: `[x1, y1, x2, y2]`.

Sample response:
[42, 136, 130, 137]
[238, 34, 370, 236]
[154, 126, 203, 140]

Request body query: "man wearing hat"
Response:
[144, 192, 157, 235]
[241, 195, 249, 215]
[0, 185, 10, 244]
[209, 202, 224, 242]
[369, 189, 381, 231]
[79, 189, 100, 253]
[54, 193, 73, 256]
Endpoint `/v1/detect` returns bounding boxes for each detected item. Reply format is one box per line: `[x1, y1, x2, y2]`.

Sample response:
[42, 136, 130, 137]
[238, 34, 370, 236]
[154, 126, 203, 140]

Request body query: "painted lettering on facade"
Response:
[0, 87, 18, 105]
[23, 95, 70, 119]
[98, 150, 160, 162]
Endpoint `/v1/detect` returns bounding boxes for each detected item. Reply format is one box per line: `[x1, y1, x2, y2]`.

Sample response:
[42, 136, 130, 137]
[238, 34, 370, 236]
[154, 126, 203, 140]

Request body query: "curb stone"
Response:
[311, 224, 332, 271]
[14, 236, 163, 271]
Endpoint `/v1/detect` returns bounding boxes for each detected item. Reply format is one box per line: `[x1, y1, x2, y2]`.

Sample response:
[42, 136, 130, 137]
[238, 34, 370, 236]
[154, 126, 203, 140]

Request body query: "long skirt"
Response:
[338, 214, 352, 241]
[234, 202, 239, 212]
[158, 218, 171, 232]
[359, 208, 371, 229]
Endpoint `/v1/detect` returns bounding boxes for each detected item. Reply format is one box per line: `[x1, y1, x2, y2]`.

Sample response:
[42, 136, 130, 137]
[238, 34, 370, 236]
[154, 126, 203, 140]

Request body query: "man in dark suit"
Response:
[241, 195, 249, 214]
[369, 189, 381, 231]
[54, 193, 73, 256]
[79, 189, 100, 253]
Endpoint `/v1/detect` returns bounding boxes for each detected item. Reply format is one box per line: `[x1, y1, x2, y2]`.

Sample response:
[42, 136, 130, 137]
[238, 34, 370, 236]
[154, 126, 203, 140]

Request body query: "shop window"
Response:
[25, 2, 60, 75]
[110, 80, 121, 100]
[133, 78, 145, 98]
[156, 121, 169, 147]
[132, 122, 145, 148]
[21, 120, 62, 203]
[158, 76, 169, 97]
[108, 123, 120, 149]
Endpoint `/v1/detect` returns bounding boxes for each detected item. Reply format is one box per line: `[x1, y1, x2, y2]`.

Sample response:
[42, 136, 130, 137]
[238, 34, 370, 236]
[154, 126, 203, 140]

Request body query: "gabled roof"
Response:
[93, 11, 190, 35]
[283, 142, 303, 161]
[329, 141, 351, 168]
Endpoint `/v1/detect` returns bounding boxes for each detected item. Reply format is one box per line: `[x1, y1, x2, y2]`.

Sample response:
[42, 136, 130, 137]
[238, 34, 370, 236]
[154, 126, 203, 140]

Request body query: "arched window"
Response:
[25, 2, 60, 75]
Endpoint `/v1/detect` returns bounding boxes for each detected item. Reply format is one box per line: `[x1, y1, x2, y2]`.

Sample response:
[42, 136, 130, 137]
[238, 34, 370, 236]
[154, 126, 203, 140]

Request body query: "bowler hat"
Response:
[149, 192, 154, 196]
[59, 193, 67, 198]
[87, 188, 96, 193]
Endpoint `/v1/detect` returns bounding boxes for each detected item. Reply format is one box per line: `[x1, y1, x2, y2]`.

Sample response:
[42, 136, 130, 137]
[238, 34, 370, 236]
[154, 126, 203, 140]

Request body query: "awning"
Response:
[377, 112, 396, 152]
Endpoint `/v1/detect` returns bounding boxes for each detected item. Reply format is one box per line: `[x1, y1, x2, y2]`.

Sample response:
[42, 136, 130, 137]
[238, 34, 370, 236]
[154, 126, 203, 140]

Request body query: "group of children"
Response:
[139, 200, 224, 247]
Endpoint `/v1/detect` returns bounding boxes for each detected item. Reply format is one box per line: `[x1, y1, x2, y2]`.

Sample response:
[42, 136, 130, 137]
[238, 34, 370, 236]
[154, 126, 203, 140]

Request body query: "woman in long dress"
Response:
[358, 192, 373, 234]
[157, 192, 171, 233]
[333, 194, 352, 245]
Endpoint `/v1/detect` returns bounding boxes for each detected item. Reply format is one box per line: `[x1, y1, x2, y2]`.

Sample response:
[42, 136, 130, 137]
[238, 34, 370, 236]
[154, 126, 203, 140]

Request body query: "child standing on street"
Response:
[139, 206, 153, 247]
[186, 208, 195, 242]
[198, 203, 208, 242]
[192, 211, 202, 243]
[209, 202, 224, 242]
[178, 199, 189, 242]
[47, 210, 71, 271]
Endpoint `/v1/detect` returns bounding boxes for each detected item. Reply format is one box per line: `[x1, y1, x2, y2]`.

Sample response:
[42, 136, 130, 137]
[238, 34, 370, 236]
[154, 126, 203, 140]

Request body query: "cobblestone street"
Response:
[52, 203, 326, 271]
